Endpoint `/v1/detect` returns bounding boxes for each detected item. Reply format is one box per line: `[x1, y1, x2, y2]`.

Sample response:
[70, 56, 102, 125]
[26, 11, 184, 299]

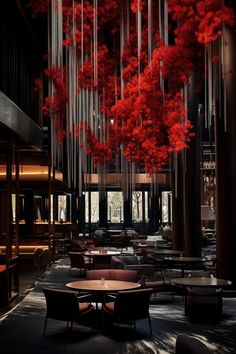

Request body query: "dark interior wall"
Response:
[0, 0, 44, 125]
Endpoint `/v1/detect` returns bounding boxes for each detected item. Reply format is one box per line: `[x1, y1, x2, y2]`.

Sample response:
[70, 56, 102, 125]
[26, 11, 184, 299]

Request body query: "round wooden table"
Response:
[171, 277, 232, 288]
[171, 277, 232, 316]
[66, 279, 141, 293]
[82, 250, 121, 268]
[67, 279, 141, 317]
[165, 256, 206, 277]
[149, 249, 183, 256]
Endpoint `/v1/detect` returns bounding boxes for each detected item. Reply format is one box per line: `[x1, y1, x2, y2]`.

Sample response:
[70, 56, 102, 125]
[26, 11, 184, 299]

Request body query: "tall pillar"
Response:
[24, 191, 34, 237]
[78, 194, 85, 234]
[99, 192, 107, 228]
[215, 20, 236, 283]
[183, 72, 201, 256]
[147, 192, 158, 234]
[171, 154, 184, 251]
[124, 196, 132, 229]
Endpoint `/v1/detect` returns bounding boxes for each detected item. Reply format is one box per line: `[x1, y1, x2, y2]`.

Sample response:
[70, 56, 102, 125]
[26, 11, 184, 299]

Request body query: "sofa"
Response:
[111, 255, 154, 279]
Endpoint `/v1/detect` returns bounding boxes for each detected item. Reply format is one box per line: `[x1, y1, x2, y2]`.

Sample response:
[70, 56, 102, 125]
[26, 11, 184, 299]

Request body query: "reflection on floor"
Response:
[0, 256, 236, 354]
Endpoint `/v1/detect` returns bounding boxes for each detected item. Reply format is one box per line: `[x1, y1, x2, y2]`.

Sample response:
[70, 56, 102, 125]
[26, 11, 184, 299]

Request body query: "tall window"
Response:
[12, 194, 16, 222]
[58, 195, 67, 221]
[85, 191, 99, 223]
[132, 191, 149, 222]
[161, 191, 172, 224]
[107, 191, 123, 223]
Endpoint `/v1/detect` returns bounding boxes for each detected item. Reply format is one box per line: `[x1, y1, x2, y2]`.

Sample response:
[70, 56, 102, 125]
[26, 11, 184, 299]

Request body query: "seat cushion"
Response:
[103, 301, 115, 315]
[79, 302, 94, 314]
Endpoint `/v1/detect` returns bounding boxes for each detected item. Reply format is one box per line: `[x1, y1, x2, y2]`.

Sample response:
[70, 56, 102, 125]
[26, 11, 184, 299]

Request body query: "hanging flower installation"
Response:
[30, 0, 235, 185]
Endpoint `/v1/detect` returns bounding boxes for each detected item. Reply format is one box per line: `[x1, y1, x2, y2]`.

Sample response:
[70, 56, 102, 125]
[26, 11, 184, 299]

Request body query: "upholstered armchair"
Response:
[68, 252, 87, 275]
[102, 288, 153, 336]
[111, 255, 154, 280]
[42, 287, 94, 336]
[186, 286, 223, 322]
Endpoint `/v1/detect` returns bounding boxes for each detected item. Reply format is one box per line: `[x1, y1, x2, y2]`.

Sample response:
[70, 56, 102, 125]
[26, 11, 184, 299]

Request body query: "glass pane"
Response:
[58, 195, 67, 222]
[12, 194, 16, 223]
[107, 191, 123, 223]
[145, 191, 149, 222]
[161, 191, 172, 224]
[85, 191, 99, 223]
[132, 191, 142, 222]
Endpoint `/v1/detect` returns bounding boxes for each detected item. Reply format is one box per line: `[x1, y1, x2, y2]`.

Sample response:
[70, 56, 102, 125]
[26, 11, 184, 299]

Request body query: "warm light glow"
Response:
[0, 165, 63, 181]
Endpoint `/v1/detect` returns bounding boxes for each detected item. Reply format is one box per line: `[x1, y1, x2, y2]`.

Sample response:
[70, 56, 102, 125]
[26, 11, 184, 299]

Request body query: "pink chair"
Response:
[68, 252, 87, 275]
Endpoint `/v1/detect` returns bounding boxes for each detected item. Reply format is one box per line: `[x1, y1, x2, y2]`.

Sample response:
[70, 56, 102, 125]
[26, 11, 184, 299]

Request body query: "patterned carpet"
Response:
[0, 257, 236, 354]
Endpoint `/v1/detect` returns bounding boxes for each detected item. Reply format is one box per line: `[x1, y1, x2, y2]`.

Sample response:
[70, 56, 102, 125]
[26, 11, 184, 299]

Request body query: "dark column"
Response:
[99, 192, 107, 228]
[183, 72, 201, 256]
[78, 194, 85, 234]
[123, 196, 132, 228]
[171, 155, 184, 252]
[215, 21, 236, 283]
[70, 192, 77, 223]
[147, 192, 158, 234]
[24, 191, 34, 237]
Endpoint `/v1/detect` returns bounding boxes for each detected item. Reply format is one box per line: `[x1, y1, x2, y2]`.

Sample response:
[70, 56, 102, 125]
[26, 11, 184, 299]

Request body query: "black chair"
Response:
[175, 334, 213, 353]
[42, 287, 94, 336]
[186, 287, 223, 322]
[102, 287, 153, 336]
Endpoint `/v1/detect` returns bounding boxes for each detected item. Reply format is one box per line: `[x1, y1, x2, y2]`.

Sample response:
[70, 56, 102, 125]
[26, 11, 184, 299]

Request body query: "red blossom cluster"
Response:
[30, 0, 235, 174]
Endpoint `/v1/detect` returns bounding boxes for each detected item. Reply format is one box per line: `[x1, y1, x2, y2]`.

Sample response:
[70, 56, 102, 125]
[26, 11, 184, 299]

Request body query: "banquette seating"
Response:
[86, 269, 139, 282]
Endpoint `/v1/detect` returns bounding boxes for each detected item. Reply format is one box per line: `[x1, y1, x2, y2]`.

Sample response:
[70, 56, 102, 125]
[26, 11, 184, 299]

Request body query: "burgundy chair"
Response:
[102, 288, 153, 336]
[175, 334, 213, 354]
[86, 269, 138, 282]
[42, 287, 94, 336]
[68, 252, 87, 275]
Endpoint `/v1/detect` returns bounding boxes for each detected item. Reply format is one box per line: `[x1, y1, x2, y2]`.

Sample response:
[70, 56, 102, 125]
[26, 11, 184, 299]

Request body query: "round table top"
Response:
[165, 256, 206, 263]
[66, 279, 141, 292]
[83, 250, 121, 257]
[150, 249, 183, 256]
[171, 277, 232, 287]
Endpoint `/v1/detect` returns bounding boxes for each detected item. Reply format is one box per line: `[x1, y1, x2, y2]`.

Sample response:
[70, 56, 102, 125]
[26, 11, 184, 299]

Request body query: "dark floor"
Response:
[0, 256, 236, 354]
[0, 264, 43, 317]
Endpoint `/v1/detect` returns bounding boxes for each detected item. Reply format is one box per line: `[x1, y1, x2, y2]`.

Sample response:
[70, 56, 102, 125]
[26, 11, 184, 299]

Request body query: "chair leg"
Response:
[42, 316, 48, 337]
[148, 317, 153, 337]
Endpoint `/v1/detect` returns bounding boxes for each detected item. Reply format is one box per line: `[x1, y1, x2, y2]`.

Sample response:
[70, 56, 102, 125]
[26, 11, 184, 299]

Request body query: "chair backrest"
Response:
[86, 269, 111, 279]
[33, 248, 44, 268]
[111, 269, 139, 282]
[69, 252, 85, 268]
[86, 269, 138, 282]
[43, 288, 79, 322]
[118, 255, 139, 265]
[92, 255, 111, 269]
[114, 288, 153, 321]
[175, 334, 213, 354]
